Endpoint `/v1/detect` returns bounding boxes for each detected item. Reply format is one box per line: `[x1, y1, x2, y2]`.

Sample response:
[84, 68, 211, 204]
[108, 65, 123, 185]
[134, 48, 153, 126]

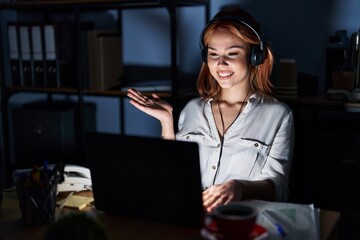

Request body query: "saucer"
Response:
[201, 223, 269, 240]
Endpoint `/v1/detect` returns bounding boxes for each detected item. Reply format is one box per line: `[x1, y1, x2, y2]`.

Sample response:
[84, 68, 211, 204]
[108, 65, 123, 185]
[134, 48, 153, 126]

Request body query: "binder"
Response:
[31, 24, 46, 87]
[43, 22, 93, 88]
[7, 23, 22, 86]
[19, 23, 34, 87]
[87, 30, 123, 90]
[43, 23, 60, 88]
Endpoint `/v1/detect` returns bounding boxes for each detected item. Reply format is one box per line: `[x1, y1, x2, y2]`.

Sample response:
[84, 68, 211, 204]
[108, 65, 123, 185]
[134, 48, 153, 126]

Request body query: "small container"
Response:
[13, 162, 64, 226]
[349, 32, 360, 67]
[332, 66, 356, 91]
[276, 58, 297, 87]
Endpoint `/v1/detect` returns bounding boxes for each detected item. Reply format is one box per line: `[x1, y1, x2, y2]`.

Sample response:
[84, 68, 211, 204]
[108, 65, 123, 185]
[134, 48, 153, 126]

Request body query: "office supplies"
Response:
[12, 161, 64, 225]
[19, 23, 33, 87]
[59, 191, 74, 209]
[43, 23, 60, 88]
[57, 194, 94, 210]
[30, 24, 45, 87]
[84, 132, 204, 228]
[57, 164, 92, 192]
[7, 23, 22, 86]
[243, 200, 319, 240]
[261, 210, 286, 238]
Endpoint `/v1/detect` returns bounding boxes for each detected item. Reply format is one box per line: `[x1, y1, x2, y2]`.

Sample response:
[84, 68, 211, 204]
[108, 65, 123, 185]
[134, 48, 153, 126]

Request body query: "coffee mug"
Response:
[212, 202, 258, 240]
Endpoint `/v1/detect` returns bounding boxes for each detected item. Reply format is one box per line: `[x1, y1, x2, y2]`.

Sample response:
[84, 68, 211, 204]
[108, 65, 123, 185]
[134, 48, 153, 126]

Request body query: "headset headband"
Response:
[199, 15, 263, 50]
[199, 14, 265, 65]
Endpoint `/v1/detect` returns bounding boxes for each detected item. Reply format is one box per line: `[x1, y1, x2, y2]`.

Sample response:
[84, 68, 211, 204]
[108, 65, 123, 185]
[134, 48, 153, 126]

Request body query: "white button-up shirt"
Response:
[175, 92, 295, 201]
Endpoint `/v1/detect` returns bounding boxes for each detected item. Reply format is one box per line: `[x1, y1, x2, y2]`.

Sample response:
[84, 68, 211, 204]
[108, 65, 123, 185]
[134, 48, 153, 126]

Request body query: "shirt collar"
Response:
[206, 92, 262, 104]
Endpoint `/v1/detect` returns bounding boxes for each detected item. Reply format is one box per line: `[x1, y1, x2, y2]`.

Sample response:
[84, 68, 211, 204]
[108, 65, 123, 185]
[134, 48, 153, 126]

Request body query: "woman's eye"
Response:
[209, 52, 219, 58]
[227, 52, 238, 58]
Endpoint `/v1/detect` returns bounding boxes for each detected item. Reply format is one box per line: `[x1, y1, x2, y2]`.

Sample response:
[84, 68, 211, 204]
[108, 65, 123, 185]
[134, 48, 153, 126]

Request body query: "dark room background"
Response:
[1, 0, 358, 137]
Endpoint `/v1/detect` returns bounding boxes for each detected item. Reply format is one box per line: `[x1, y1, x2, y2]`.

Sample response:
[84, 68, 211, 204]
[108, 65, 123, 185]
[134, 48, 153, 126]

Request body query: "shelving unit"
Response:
[0, 0, 210, 188]
[285, 96, 360, 213]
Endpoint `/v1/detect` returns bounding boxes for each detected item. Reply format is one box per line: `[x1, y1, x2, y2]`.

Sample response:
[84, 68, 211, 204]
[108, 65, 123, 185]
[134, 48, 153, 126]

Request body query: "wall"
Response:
[121, 0, 360, 136]
[4, 0, 360, 137]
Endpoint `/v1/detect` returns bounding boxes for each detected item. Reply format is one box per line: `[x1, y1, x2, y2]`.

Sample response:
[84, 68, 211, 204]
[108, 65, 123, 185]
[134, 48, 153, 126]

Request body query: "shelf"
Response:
[281, 95, 360, 112]
[4, 86, 193, 99]
[0, 0, 209, 189]
[0, 0, 209, 11]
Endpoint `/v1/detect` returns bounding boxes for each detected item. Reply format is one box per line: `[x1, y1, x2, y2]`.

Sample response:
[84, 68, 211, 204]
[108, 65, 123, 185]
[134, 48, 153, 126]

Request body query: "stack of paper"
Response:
[57, 194, 94, 210]
[243, 200, 319, 240]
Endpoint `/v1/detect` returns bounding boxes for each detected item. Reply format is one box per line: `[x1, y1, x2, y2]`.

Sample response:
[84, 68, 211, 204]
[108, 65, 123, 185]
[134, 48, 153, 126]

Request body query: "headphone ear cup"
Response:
[201, 47, 208, 63]
[250, 44, 264, 66]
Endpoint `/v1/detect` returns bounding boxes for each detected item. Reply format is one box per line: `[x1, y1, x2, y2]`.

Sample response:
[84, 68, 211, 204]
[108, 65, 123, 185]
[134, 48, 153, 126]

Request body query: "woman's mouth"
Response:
[217, 71, 234, 79]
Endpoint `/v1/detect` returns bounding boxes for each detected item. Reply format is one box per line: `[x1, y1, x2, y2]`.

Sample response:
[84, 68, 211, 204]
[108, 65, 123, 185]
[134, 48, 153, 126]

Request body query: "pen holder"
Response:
[13, 162, 64, 226]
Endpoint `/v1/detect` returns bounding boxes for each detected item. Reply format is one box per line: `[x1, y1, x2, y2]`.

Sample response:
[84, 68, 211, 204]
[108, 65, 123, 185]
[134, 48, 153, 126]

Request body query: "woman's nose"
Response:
[217, 56, 228, 66]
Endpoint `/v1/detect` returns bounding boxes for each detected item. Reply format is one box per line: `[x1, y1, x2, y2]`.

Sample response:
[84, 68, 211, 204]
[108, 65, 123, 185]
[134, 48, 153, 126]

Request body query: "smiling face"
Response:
[206, 26, 252, 91]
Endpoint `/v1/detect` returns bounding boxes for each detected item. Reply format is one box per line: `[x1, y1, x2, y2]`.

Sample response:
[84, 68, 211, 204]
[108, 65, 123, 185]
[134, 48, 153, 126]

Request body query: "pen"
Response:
[43, 160, 49, 174]
[31, 164, 41, 183]
[261, 210, 286, 238]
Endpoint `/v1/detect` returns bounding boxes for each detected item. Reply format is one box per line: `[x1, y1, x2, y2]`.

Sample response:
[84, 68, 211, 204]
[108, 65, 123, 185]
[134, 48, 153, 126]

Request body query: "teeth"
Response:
[218, 72, 232, 77]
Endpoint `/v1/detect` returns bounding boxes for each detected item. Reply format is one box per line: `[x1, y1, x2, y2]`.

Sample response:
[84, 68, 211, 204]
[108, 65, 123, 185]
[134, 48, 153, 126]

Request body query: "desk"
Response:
[0, 188, 340, 240]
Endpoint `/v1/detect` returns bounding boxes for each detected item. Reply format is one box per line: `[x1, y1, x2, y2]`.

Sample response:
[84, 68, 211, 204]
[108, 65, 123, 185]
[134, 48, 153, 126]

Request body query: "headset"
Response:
[199, 15, 265, 66]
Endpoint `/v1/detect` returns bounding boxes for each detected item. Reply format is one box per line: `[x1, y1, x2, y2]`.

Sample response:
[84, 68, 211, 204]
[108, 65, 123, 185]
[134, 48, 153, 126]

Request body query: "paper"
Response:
[57, 195, 94, 210]
[242, 200, 319, 240]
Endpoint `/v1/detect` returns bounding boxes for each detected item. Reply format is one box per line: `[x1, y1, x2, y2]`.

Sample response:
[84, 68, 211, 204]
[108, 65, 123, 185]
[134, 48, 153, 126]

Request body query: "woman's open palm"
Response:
[127, 88, 173, 122]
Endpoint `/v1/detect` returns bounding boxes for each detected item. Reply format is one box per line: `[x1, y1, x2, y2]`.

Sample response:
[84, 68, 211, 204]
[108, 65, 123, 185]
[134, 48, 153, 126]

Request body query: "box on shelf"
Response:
[86, 30, 123, 91]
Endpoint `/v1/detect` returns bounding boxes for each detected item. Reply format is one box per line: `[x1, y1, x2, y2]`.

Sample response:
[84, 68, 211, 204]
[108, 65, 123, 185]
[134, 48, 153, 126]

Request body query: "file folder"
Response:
[7, 23, 22, 86]
[31, 24, 46, 87]
[19, 24, 34, 87]
[44, 24, 60, 88]
[43, 22, 92, 88]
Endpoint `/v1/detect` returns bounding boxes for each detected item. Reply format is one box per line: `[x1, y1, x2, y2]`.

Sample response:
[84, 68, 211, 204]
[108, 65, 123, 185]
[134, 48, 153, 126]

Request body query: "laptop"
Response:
[84, 132, 204, 228]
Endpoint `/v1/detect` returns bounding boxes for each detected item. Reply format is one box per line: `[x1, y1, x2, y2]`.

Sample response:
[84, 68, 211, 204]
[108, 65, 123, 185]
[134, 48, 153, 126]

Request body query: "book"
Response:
[86, 30, 122, 90]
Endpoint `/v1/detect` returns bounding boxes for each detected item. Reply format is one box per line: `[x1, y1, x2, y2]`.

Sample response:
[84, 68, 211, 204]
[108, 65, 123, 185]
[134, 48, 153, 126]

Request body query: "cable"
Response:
[211, 67, 258, 185]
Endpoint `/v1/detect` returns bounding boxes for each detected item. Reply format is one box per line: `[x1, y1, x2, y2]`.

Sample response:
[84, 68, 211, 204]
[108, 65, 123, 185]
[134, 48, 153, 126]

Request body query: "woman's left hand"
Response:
[202, 179, 244, 213]
[127, 88, 173, 122]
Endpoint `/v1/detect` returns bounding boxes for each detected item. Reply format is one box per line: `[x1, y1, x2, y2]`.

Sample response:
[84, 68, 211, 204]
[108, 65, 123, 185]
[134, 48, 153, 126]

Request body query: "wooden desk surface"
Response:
[0, 188, 340, 240]
[0, 188, 201, 240]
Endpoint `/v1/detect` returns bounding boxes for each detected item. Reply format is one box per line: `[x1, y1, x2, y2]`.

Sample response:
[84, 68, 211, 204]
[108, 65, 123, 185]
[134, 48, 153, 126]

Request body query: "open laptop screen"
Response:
[85, 132, 204, 228]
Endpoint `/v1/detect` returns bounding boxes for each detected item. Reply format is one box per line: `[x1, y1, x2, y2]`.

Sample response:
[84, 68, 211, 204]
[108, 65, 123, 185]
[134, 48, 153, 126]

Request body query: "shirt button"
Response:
[186, 136, 189, 139]
[212, 166, 216, 170]
[254, 143, 259, 147]
[217, 144, 221, 147]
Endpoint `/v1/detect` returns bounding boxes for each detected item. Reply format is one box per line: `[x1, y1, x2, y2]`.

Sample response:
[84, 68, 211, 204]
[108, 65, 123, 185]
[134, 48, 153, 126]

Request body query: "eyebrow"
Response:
[208, 45, 245, 51]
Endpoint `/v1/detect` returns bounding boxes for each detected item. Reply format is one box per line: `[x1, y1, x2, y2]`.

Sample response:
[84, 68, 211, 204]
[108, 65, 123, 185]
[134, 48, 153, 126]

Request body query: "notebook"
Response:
[84, 132, 204, 228]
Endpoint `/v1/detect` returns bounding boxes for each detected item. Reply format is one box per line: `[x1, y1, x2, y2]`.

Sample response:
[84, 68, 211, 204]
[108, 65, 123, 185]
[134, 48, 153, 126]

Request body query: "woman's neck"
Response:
[219, 86, 253, 105]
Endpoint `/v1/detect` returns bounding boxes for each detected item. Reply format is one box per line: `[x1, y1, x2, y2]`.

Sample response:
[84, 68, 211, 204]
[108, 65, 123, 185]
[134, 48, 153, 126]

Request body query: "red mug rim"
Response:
[212, 203, 258, 220]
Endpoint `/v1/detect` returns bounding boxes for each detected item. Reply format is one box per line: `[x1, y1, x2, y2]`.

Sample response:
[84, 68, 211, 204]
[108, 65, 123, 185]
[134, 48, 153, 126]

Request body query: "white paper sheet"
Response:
[242, 200, 319, 240]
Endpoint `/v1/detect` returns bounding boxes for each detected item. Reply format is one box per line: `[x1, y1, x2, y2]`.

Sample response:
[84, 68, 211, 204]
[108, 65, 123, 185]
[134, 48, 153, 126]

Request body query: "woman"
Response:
[127, 7, 294, 213]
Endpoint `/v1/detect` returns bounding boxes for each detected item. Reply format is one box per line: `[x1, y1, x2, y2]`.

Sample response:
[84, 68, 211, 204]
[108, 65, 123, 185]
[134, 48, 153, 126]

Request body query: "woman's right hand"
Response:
[126, 88, 173, 123]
